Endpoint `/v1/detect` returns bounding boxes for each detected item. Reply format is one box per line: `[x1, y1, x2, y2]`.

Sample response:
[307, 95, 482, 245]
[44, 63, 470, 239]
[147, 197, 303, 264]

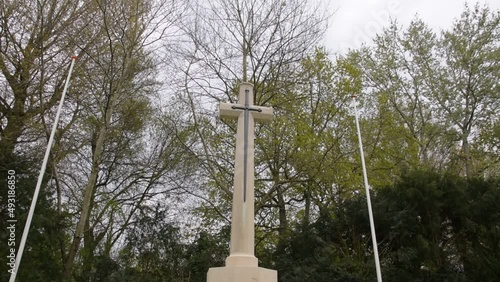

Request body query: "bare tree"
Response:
[175, 0, 329, 103]
[168, 0, 331, 243]
[60, 0, 184, 279]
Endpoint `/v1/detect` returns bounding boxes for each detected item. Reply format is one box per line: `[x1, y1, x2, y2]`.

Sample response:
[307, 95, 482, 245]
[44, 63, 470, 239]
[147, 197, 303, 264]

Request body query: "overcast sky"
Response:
[323, 0, 500, 54]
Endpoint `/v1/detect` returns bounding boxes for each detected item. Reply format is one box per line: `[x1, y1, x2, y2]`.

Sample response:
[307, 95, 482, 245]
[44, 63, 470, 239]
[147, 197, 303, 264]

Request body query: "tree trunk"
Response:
[302, 188, 311, 231]
[0, 100, 27, 162]
[462, 132, 471, 178]
[62, 114, 111, 280]
[275, 185, 289, 254]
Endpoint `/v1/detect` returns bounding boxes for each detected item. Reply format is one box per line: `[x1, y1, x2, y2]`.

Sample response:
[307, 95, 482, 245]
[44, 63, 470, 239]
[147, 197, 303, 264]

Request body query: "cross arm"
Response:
[219, 102, 273, 122]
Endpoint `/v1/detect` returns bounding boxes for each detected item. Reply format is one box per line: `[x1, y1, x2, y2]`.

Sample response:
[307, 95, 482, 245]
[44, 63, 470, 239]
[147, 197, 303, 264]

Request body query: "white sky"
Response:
[323, 0, 500, 54]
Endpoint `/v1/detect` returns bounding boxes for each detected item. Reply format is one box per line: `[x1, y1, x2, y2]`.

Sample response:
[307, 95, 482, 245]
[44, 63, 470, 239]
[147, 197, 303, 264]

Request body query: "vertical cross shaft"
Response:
[219, 82, 273, 267]
[231, 89, 262, 202]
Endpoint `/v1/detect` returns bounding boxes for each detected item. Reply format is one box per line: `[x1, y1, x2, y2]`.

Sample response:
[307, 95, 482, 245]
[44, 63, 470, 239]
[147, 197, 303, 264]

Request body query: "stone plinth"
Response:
[207, 266, 277, 282]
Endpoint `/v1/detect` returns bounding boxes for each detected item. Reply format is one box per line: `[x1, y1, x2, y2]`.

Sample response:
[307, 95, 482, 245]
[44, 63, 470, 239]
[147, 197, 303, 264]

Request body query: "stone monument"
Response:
[207, 82, 277, 282]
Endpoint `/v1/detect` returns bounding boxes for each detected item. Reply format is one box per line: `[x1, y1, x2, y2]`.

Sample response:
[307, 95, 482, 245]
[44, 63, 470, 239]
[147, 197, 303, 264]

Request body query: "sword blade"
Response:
[243, 109, 248, 202]
[243, 89, 250, 203]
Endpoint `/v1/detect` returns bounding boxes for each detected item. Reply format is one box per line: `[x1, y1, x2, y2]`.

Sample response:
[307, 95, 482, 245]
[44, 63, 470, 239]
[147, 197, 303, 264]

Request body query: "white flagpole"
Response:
[9, 56, 77, 282]
[352, 95, 383, 282]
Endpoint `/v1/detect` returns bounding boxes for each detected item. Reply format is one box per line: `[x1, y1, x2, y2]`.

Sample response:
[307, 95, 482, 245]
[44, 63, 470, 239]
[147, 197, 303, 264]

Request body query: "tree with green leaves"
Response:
[354, 19, 453, 176]
[355, 3, 499, 179]
[434, 3, 500, 178]
[0, 0, 92, 162]
[254, 48, 359, 257]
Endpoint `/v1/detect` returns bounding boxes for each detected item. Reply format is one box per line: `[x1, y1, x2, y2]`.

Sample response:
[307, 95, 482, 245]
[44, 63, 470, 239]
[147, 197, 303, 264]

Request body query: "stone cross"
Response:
[219, 82, 273, 267]
[208, 82, 276, 281]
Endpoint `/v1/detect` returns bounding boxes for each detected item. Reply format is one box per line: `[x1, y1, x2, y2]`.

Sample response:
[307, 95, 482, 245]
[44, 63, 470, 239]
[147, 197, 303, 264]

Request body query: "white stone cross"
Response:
[219, 82, 273, 268]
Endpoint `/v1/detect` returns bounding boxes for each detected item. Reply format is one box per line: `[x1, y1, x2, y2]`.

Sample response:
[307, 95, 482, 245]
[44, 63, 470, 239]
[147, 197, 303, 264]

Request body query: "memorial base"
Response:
[207, 266, 277, 282]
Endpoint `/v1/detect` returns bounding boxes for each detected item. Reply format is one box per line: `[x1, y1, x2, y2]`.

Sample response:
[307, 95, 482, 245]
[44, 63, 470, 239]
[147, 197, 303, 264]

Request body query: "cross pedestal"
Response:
[207, 82, 277, 282]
